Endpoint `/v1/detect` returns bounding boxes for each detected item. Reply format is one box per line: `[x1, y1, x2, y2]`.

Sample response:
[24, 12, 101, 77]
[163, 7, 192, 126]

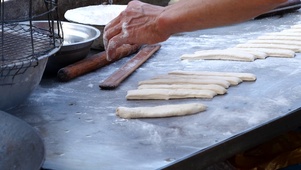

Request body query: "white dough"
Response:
[281, 29, 301, 33]
[168, 70, 257, 81]
[246, 39, 301, 46]
[138, 84, 227, 94]
[138, 78, 231, 88]
[227, 48, 267, 59]
[151, 74, 242, 86]
[126, 89, 217, 100]
[235, 43, 301, 52]
[290, 25, 301, 29]
[180, 49, 255, 62]
[257, 35, 301, 41]
[264, 32, 301, 37]
[234, 48, 295, 58]
[116, 103, 207, 119]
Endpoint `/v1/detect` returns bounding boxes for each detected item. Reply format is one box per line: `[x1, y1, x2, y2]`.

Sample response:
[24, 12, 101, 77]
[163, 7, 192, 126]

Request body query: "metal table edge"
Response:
[160, 107, 301, 170]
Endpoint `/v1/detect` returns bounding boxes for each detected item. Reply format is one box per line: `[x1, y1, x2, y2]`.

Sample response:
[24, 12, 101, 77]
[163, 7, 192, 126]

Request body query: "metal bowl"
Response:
[90, 25, 105, 50]
[39, 21, 101, 74]
[0, 21, 62, 110]
[64, 5, 127, 50]
[0, 55, 52, 110]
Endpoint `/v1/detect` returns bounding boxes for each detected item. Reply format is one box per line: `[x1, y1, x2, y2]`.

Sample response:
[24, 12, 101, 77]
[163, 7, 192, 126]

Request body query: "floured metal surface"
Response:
[7, 11, 301, 170]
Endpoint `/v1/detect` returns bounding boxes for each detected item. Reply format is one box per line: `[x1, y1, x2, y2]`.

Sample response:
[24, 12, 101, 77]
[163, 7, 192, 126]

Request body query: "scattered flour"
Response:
[121, 22, 129, 38]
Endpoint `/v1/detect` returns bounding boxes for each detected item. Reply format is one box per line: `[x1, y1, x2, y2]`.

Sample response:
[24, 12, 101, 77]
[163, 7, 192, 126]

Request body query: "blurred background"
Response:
[4, 0, 171, 21]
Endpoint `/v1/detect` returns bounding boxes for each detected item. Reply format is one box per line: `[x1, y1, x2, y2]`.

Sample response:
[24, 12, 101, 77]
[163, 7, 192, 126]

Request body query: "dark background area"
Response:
[2, 0, 171, 21]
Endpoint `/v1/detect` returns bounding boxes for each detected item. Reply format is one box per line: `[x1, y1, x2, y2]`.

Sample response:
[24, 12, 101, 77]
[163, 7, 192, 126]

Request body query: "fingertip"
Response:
[103, 35, 108, 51]
[106, 50, 112, 61]
[105, 34, 129, 61]
[105, 42, 116, 61]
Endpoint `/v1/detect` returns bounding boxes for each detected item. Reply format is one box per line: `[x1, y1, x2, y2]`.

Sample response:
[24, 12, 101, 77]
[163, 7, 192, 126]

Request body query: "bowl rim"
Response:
[32, 20, 101, 47]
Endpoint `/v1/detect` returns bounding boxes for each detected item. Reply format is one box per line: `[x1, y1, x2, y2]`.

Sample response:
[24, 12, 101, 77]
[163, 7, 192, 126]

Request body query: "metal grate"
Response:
[0, 0, 63, 78]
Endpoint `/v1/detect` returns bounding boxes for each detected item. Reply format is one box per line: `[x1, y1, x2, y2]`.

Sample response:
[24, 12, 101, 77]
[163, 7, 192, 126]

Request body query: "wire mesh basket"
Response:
[0, 0, 63, 79]
[0, 0, 63, 110]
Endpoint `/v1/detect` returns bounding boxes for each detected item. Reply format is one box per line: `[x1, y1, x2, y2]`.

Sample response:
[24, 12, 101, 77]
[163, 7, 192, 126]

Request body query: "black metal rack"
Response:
[0, 0, 63, 77]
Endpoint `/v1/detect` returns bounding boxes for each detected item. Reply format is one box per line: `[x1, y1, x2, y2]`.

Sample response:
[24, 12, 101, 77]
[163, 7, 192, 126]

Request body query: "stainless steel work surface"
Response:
[7, 11, 301, 170]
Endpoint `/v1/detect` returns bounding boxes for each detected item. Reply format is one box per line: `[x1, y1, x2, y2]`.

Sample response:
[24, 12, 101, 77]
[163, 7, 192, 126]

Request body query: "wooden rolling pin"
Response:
[57, 44, 140, 82]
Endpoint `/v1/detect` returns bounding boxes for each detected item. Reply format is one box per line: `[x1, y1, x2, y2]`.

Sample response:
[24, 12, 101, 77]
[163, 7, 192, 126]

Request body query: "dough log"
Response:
[168, 70, 257, 81]
[138, 78, 231, 88]
[233, 48, 295, 58]
[235, 43, 301, 52]
[227, 48, 267, 59]
[151, 74, 242, 86]
[126, 89, 217, 100]
[246, 39, 301, 46]
[116, 103, 207, 119]
[257, 35, 301, 41]
[138, 84, 227, 95]
[181, 49, 255, 62]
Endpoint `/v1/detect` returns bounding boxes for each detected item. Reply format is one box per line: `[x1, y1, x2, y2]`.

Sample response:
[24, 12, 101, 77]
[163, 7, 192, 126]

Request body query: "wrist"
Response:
[155, 7, 178, 39]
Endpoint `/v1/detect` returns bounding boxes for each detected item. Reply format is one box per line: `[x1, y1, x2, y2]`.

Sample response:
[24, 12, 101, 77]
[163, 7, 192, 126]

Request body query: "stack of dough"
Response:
[234, 31, 301, 56]
[126, 70, 256, 100]
[180, 24, 301, 61]
[117, 70, 256, 119]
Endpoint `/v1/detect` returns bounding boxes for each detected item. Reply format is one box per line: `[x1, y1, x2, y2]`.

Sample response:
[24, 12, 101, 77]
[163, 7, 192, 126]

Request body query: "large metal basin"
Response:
[0, 56, 49, 110]
[0, 21, 61, 110]
[0, 110, 45, 170]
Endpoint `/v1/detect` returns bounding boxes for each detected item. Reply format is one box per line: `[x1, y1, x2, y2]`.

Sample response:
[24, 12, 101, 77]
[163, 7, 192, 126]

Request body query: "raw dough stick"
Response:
[138, 78, 231, 88]
[169, 70, 256, 81]
[264, 32, 301, 36]
[235, 43, 301, 52]
[291, 25, 301, 28]
[116, 103, 207, 119]
[138, 84, 227, 94]
[246, 39, 301, 46]
[151, 74, 242, 86]
[281, 29, 301, 33]
[126, 89, 217, 100]
[235, 48, 295, 58]
[226, 48, 267, 59]
[180, 49, 255, 62]
[291, 25, 301, 29]
[257, 35, 301, 41]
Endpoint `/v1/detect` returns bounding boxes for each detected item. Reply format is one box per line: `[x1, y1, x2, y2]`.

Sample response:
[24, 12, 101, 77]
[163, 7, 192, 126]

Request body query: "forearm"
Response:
[157, 0, 288, 36]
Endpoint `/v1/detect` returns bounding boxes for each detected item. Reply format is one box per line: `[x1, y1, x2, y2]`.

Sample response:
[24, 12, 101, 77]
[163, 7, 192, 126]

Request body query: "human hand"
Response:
[103, 0, 170, 61]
